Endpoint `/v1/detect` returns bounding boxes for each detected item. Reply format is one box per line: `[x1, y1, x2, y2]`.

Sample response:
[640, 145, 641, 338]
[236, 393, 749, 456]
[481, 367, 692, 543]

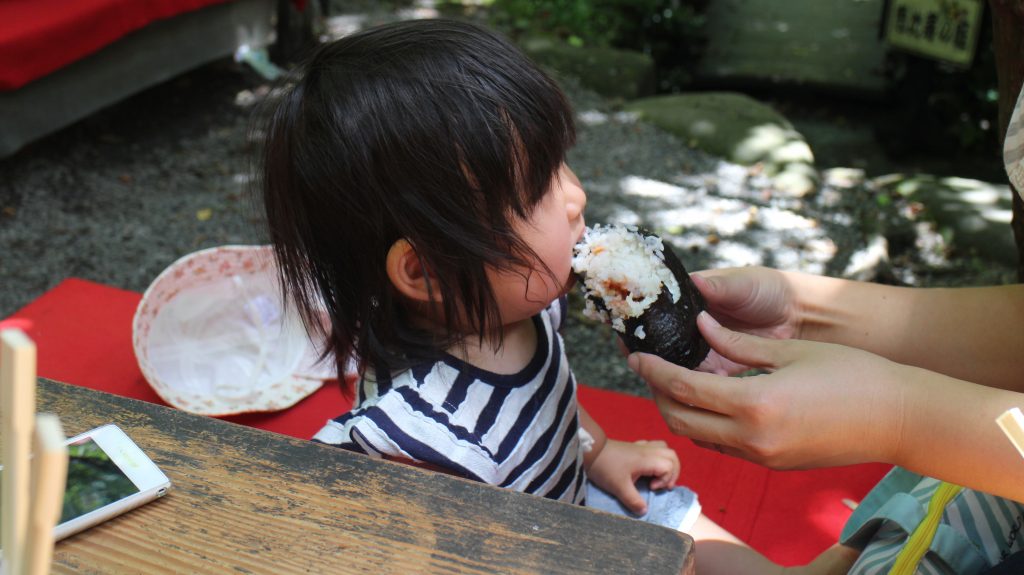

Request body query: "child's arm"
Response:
[579, 406, 680, 515]
[689, 514, 858, 575]
[578, 406, 607, 469]
[579, 413, 857, 574]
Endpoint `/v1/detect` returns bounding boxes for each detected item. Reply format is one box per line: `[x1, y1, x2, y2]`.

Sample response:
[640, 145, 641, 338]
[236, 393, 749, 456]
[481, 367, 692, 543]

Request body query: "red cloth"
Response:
[0, 0, 232, 90]
[6, 278, 353, 437]
[5, 278, 891, 566]
[579, 385, 890, 565]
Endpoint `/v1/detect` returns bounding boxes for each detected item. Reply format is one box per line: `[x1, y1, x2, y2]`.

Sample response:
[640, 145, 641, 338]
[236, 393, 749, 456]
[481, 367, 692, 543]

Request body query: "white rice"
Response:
[572, 224, 681, 333]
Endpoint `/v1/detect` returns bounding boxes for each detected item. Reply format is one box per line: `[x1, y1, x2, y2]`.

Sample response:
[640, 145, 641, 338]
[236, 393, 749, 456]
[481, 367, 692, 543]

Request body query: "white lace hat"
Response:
[132, 245, 337, 416]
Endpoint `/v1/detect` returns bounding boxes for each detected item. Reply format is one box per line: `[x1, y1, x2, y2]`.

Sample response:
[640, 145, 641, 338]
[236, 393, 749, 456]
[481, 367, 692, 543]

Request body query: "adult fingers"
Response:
[629, 351, 740, 414]
[697, 311, 795, 370]
[650, 388, 739, 447]
[697, 349, 750, 376]
[690, 269, 755, 312]
[692, 439, 740, 460]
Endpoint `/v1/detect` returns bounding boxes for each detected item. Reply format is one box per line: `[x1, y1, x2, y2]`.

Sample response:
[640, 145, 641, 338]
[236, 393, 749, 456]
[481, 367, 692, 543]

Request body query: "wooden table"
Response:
[32, 379, 694, 574]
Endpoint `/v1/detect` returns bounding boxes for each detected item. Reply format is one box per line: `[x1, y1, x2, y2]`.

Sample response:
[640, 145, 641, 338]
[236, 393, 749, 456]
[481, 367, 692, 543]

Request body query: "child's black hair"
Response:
[258, 18, 576, 375]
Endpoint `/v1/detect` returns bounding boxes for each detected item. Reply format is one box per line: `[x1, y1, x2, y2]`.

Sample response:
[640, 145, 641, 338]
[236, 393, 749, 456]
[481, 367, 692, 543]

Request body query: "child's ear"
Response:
[386, 239, 439, 303]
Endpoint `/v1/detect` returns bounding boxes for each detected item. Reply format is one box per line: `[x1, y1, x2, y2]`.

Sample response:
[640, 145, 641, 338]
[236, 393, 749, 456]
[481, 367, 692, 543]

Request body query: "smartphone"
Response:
[2, 423, 172, 544]
[54, 423, 171, 540]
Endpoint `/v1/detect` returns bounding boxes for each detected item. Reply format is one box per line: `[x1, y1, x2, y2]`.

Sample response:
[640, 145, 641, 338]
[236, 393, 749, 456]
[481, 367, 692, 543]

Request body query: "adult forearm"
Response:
[792, 273, 1024, 390]
[893, 365, 1024, 502]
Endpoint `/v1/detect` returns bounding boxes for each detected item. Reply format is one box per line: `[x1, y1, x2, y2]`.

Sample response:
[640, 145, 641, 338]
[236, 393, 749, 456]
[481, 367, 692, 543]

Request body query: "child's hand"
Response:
[588, 439, 680, 515]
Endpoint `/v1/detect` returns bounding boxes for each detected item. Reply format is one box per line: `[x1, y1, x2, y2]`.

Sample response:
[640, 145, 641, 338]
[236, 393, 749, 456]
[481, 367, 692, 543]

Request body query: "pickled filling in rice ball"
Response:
[572, 224, 710, 369]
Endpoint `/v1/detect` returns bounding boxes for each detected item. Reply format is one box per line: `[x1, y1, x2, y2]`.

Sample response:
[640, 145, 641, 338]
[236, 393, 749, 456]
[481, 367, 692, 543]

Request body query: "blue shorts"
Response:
[586, 478, 701, 532]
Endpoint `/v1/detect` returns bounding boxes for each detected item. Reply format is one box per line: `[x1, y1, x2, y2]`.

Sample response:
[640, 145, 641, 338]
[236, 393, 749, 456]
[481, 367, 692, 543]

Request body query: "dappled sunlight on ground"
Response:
[613, 173, 836, 274]
[562, 102, 1017, 396]
[573, 104, 1017, 284]
[873, 174, 1016, 266]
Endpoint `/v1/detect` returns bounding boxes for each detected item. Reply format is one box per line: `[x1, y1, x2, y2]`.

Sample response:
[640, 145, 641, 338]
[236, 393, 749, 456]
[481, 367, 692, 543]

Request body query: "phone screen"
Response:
[0, 436, 139, 542]
[60, 437, 140, 524]
[2, 424, 169, 547]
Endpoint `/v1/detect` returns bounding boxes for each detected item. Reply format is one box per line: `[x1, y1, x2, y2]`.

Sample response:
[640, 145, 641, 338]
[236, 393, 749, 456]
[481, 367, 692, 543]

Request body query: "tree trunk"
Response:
[989, 0, 1024, 281]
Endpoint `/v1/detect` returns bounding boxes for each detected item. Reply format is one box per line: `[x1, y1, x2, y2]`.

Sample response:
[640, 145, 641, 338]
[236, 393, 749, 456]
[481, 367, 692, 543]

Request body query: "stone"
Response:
[772, 167, 818, 198]
[842, 234, 890, 281]
[625, 92, 818, 196]
[872, 174, 1018, 266]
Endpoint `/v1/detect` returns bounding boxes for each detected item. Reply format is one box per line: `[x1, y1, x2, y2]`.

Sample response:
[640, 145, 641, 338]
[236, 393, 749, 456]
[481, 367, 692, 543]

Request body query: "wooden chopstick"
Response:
[25, 414, 68, 575]
[997, 407, 1024, 461]
[1, 329, 36, 575]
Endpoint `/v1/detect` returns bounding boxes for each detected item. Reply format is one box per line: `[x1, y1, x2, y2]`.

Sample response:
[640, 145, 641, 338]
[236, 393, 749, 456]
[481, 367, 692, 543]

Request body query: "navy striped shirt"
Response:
[314, 298, 587, 505]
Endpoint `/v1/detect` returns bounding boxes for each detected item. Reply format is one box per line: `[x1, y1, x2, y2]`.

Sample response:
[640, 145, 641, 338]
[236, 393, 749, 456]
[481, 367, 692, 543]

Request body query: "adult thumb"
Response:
[690, 273, 721, 301]
[691, 272, 751, 309]
[697, 311, 780, 370]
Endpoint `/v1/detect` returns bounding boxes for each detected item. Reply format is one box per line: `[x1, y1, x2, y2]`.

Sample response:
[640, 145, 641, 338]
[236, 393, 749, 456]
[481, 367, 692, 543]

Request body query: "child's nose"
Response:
[566, 184, 586, 221]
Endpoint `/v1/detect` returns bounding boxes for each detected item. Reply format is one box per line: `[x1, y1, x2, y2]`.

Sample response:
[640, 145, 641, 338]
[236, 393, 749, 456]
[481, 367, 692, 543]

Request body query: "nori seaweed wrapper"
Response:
[579, 230, 710, 369]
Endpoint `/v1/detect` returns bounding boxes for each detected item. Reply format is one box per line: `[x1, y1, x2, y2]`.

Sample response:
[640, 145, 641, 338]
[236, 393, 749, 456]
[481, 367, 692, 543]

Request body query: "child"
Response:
[256, 18, 698, 529]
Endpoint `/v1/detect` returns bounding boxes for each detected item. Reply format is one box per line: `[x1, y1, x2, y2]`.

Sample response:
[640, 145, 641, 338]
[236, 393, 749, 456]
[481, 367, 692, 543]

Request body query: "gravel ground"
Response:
[0, 50, 1017, 398]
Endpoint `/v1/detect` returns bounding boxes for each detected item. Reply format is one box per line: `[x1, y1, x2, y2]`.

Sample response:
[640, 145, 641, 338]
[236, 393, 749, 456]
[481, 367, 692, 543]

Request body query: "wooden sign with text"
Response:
[884, 0, 984, 67]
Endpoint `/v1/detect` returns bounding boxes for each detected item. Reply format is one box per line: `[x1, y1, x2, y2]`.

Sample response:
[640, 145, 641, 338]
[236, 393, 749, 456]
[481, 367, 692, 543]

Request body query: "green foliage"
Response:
[599, 0, 708, 92]
[486, 0, 709, 92]
[489, 0, 605, 47]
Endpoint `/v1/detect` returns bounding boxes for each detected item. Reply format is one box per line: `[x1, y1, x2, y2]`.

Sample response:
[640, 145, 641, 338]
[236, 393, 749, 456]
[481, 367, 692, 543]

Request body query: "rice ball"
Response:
[572, 224, 710, 369]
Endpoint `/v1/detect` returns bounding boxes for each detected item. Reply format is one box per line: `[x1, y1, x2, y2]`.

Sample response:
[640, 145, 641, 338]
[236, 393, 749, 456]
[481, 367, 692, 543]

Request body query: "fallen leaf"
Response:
[196, 208, 213, 221]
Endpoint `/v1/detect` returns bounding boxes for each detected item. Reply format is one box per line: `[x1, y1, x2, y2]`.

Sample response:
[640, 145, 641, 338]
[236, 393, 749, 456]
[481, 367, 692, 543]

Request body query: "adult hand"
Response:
[691, 267, 800, 375]
[630, 312, 908, 469]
